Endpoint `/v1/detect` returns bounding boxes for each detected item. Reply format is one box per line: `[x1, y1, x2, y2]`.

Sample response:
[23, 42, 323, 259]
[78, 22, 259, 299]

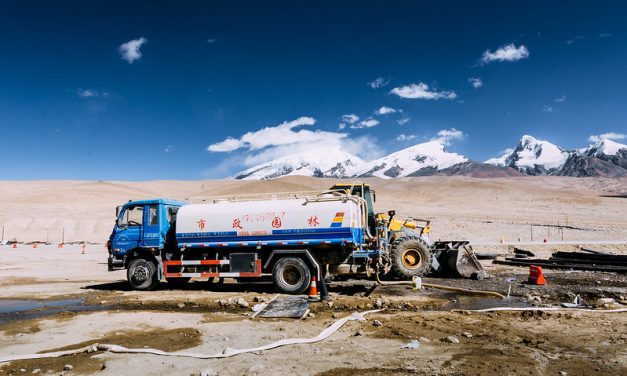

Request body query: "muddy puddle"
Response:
[442, 294, 531, 311]
[0, 298, 111, 325]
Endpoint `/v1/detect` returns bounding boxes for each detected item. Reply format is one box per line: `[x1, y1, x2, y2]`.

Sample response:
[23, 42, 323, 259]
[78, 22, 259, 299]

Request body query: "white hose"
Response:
[453, 307, 627, 313]
[0, 309, 382, 363]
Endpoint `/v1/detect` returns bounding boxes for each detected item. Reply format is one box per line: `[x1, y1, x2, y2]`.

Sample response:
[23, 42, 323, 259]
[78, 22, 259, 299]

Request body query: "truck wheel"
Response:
[165, 277, 191, 288]
[127, 258, 159, 291]
[390, 236, 432, 279]
[272, 257, 311, 295]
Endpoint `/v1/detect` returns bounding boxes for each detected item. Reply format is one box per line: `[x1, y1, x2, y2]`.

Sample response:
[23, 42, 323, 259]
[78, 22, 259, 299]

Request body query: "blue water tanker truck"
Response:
[107, 183, 485, 294]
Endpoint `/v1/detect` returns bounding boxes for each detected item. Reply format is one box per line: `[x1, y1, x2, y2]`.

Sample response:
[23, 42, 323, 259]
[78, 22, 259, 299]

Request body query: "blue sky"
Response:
[1, 1, 626, 179]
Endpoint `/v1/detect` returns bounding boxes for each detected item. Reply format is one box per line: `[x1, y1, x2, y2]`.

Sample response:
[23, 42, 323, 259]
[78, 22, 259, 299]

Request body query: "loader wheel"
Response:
[272, 257, 311, 295]
[390, 236, 432, 279]
[127, 258, 159, 291]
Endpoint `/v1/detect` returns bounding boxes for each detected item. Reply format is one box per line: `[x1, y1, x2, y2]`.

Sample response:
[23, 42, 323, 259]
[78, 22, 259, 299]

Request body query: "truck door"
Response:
[113, 205, 144, 252]
[141, 205, 162, 248]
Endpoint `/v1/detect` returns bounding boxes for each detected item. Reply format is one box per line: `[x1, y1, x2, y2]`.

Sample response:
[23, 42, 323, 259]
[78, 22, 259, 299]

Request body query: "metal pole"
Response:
[61, 228, 65, 244]
[1, 226, 4, 243]
[530, 225, 533, 241]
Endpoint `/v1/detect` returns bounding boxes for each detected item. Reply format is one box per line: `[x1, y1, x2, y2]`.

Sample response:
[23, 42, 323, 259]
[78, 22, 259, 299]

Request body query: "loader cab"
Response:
[109, 199, 186, 258]
[329, 183, 376, 233]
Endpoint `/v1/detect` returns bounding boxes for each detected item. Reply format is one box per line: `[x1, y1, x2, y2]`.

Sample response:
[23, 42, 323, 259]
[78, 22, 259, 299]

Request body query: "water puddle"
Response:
[0, 298, 109, 325]
[442, 293, 531, 311]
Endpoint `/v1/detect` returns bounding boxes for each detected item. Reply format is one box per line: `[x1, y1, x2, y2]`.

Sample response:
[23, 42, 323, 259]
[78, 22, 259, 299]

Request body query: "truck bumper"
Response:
[108, 255, 125, 271]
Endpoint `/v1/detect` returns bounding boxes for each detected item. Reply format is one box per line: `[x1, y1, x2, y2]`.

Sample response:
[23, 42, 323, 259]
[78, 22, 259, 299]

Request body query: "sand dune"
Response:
[1, 177, 626, 243]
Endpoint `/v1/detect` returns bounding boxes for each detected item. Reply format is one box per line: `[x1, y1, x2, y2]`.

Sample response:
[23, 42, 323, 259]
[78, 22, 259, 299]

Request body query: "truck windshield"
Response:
[118, 206, 143, 227]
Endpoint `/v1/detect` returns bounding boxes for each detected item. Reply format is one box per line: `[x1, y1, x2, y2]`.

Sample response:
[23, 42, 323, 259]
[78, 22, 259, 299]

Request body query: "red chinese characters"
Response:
[308, 215, 319, 227]
[271, 217, 282, 228]
[232, 218, 243, 229]
[197, 219, 206, 231]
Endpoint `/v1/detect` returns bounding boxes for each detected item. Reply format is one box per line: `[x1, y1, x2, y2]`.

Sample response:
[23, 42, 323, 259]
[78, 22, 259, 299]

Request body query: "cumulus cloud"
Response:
[390, 82, 457, 100]
[397, 117, 410, 125]
[341, 114, 359, 124]
[430, 128, 464, 145]
[396, 134, 417, 142]
[338, 123, 346, 130]
[77, 88, 109, 98]
[468, 77, 483, 89]
[480, 43, 529, 64]
[208, 116, 339, 152]
[374, 106, 398, 115]
[588, 132, 626, 143]
[554, 95, 566, 103]
[119, 37, 147, 63]
[542, 105, 554, 112]
[207, 116, 385, 167]
[368, 77, 390, 89]
[350, 118, 380, 129]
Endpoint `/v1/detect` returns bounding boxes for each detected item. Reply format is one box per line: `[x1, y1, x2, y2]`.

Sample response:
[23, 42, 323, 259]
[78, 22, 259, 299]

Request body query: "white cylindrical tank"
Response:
[175, 198, 363, 248]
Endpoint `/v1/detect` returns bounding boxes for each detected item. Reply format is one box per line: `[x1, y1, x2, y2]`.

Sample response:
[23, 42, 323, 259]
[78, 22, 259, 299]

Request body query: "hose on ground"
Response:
[0, 309, 382, 364]
[375, 272, 505, 299]
[454, 307, 627, 313]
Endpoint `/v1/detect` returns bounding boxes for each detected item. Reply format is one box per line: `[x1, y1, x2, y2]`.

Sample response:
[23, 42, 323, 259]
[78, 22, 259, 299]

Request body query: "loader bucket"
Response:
[430, 241, 486, 279]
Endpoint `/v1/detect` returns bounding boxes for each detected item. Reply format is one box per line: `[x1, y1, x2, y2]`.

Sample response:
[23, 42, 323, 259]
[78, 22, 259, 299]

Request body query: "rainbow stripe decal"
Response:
[330, 212, 345, 228]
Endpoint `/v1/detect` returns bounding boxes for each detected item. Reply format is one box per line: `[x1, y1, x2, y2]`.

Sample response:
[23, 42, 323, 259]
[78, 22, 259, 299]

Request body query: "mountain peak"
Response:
[486, 135, 569, 175]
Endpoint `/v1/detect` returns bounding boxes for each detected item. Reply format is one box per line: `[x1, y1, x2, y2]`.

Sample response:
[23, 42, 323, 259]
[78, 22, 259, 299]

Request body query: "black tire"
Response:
[165, 277, 191, 288]
[127, 258, 159, 291]
[390, 236, 432, 279]
[272, 257, 311, 295]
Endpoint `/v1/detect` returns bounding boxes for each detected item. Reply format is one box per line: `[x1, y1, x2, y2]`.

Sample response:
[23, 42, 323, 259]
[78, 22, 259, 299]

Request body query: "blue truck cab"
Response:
[107, 199, 186, 271]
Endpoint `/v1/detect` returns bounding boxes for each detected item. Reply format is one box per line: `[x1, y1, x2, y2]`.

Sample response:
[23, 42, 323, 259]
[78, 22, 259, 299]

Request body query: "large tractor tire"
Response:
[127, 258, 160, 291]
[390, 236, 432, 280]
[272, 257, 311, 295]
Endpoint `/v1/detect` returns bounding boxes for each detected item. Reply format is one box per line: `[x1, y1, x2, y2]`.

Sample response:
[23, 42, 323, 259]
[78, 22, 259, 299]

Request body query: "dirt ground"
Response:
[0, 177, 626, 375]
[0, 245, 626, 376]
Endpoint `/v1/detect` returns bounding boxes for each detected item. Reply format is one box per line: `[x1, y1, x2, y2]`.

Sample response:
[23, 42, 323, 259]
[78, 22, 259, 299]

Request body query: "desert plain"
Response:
[0, 176, 626, 375]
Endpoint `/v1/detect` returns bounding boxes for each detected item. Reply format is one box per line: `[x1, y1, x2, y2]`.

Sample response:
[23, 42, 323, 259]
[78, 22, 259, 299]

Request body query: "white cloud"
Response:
[468, 77, 483, 88]
[599, 33, 611, 39]
[341, 114, 359, 124]
[374, 106, 398, 115]
[397, 117, 410, 125]
[77, 88, 109, 98]
[396, 134, 417, 141]
[430, 128, 464, 146]
[119, 37, 147, 63]
[480, 43, 529, 64]
[350, 118, 380, 129]
[208, 116, 342, 152]
[542, 105, 554, 112]
[338, 123, 346, 130]
[165, 145, 173, 153]
[566, 35, 585, 45]
[368, 77, 390, 89]
[554, 95, 566, 103]
[207, 38, 217, 44]
[390, 82, 457, 100]
[588, 132, 626, 143]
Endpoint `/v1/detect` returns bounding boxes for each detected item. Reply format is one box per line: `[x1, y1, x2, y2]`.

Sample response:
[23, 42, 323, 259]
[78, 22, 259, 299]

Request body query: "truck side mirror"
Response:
[388, 210, 396, 220]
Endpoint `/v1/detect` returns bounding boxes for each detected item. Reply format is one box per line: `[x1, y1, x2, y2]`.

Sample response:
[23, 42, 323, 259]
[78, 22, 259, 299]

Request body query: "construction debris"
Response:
[494, 249, 627, 273]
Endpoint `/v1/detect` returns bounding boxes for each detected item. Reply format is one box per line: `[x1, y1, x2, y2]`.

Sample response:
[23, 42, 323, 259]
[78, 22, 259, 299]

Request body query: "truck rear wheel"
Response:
[272, 257, 311, 295]
[390, 236, 432, 279]
[127, 258, 159, 291]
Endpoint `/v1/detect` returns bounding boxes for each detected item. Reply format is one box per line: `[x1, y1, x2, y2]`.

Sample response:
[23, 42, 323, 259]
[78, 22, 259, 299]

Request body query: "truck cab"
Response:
[107, 199, 186, 271]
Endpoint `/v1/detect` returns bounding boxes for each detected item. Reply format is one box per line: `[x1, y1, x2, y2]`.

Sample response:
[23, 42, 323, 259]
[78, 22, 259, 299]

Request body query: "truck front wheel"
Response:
[127, 258, 159, 291]
[272, 257, 311, 295]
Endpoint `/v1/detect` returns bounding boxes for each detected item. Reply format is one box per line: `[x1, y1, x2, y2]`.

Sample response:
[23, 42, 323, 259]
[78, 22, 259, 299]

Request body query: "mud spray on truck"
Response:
[107, 184, 485, 297]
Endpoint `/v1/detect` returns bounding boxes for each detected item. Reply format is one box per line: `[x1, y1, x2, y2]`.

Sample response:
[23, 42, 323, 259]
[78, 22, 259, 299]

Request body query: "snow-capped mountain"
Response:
[233, 145, 366, 180]
[232, 136, 627, 180]
[557, 139, 627, 177]
[485, 135, 571, 175]
[355, 141, 468, 178]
